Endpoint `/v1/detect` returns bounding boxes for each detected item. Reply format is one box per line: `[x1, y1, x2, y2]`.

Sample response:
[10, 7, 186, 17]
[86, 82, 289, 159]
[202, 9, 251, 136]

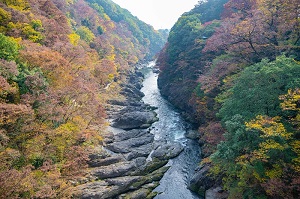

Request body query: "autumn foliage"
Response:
[0, 0, 166, 197]
[158, 0, 300, 197]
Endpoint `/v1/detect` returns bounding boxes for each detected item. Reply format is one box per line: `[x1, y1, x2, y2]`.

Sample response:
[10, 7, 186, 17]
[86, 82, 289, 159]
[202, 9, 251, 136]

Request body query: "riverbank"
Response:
[74, 64, 184, 198]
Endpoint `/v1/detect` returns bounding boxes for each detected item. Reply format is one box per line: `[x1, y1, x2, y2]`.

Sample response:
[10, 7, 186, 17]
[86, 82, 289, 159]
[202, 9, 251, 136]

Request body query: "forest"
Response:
[157, 0, 300, 198]
[1, 0, 299, 198]
[0, 0, 167, 197]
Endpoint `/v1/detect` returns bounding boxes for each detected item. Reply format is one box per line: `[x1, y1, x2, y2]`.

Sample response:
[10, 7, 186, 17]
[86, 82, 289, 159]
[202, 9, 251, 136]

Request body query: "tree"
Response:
[0, 33, 19, 61]
[76, 26, 95, 43]
[218, 55, 300, 122]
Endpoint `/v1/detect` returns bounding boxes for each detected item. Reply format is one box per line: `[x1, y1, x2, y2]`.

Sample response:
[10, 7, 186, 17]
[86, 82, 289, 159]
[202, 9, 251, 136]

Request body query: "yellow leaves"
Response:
[266, 164, 283, 179]
[291, 140, 300, 172]
[280, 88, 300, 130]
[280, 88, 300, 111]
[253, 140, 287, 161]
[76, 26, 95, 43]
[103, 13, 111, 21]
[246, 115, 291, 163]
[68, 33, 80, 46]
[2, 0, 30, 11]
[65, 0, 75, 5]
[7, 21, 43, 43]
[253, 171, 266, 183]
[21, 23, 43, 43]
[0, 7, 11, 22]
[245, 115, 292, 139]
[107, 53, 115, 61]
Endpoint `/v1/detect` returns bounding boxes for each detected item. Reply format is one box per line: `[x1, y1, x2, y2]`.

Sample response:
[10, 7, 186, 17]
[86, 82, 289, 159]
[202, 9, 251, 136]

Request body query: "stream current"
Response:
[140, 63, 202, 199]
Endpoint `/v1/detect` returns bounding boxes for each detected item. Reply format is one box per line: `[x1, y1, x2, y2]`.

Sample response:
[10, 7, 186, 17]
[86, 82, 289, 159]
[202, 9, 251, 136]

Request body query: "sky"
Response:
[111, 0, 200, 29]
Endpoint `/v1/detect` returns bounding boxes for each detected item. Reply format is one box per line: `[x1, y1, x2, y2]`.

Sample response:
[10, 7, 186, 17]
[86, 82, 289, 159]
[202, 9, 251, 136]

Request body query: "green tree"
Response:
[76, 26, 95, 43]
[0, 33, 19, 61]
[218, 55, 300, 122]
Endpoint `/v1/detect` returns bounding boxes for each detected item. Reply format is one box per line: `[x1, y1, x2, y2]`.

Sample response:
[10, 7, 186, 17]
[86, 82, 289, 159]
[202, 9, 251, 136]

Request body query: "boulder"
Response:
[107, 99, 128, 106]
[185, 129, 200, 140]
[91, 161, 136, 179]
[88, 154, 124, 167]
[124, 143, 154, 160]
[205, 186, 228, 199]
[188, 165, 215, 197]
[111, 111, 158, 130]
[114, 129, 147, 142]
[77, 176, 142, 199]
[151, 142, 184, 160]
[106, 133, 154, 154]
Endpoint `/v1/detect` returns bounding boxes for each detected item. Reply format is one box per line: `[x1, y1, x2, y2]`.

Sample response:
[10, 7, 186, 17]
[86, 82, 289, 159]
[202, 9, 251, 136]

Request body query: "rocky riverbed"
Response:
[74, 67, 184, 198]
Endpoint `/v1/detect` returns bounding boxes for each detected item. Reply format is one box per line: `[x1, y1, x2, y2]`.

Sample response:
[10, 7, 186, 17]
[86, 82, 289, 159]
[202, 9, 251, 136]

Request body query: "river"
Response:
[140, 63, 202, 199]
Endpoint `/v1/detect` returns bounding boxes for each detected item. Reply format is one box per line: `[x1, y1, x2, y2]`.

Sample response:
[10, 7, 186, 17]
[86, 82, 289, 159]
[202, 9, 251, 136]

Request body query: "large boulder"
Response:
[205, 186, 228, 199]
[188, 165, 215, 197]
[77, 176, 142, 199]
[106, 132, 154, 154]
[111, 111, 158, 130]
[151, 142, 183, 160]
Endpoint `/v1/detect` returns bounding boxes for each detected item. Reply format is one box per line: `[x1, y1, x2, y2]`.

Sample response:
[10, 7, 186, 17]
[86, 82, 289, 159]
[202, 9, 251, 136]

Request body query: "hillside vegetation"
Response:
[157, 0, 300, 198]
[0, 0, 166, 197]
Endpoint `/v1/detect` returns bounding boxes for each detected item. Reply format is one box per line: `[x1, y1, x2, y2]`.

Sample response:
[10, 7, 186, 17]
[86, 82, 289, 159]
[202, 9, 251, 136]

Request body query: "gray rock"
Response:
[112, 111, 158, 130]
[118, 188, 154, 199]
[91, 161, 136, 179]
[188, 165, 215, 197]
[151, 142, 184, 160]
[106, 133, 154, 153]
[107, 99, 128, 106]
[205, 186, 228, 199]
[120, 84, 145, 100]
[88, 154, 124, 167]
[124, 143, 153, 160]
[185, 129, 200, 140]
[77, 176, 142, 199]
[114, 129, 147, 142]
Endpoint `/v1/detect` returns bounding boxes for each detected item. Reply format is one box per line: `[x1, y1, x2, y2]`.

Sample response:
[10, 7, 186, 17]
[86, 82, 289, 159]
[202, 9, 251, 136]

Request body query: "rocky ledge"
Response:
[74, 69, 183, 199]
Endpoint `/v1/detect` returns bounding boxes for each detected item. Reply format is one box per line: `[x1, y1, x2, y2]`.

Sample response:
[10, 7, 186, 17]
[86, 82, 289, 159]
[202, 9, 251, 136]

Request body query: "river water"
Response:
[140, 63, 202, 199]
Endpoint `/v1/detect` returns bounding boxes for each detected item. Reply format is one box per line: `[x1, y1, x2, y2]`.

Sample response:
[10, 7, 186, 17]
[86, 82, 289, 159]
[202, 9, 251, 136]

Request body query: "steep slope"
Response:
[157, 0, 300, 198]
[157, 0, 227, 125]
[0, 0, 166, 197]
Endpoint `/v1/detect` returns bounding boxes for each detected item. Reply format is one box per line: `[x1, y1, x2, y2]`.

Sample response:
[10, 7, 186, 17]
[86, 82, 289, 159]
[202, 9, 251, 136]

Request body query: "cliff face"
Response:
[157, 0, 227, 125]
[157, 0, 300, 198]
[0, 0, 167, 197]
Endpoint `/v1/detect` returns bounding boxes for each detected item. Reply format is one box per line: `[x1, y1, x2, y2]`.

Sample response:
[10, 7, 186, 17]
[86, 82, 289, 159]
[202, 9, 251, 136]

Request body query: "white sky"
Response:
[111, 0, 199, 29]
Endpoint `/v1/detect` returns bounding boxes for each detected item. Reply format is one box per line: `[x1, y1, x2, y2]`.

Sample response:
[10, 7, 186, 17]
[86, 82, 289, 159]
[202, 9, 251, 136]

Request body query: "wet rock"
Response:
[205, 186, 228, 199]
[124, 143, 153, 160]
[120, 84, 145, 100]
[151, 142, 184, 160]
[107, 99, 128, 106]
[106, 133, 154, 153]
[130, 166, 170, 189]
[188, 165, 215, 197]
[119, 188, 150, 199]
[91, 161, 136, 179]
[77, 176, 142, 199]
[114, 129, 147, 142]
[111, 111, 158, 130]
[88, 154, 124, 167]
[185, 129, 199, 140]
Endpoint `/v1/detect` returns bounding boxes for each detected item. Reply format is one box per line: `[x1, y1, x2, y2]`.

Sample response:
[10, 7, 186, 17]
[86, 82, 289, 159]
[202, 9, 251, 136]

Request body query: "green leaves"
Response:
[210, 56, 300, 198]
[76, 26, 95, 43]
[0, 33, 19, 61]
[218, 55, 300, 122]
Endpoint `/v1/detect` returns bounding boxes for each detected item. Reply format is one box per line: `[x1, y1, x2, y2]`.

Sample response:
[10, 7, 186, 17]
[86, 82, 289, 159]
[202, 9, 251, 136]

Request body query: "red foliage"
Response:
[199, 121, 225, 146]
